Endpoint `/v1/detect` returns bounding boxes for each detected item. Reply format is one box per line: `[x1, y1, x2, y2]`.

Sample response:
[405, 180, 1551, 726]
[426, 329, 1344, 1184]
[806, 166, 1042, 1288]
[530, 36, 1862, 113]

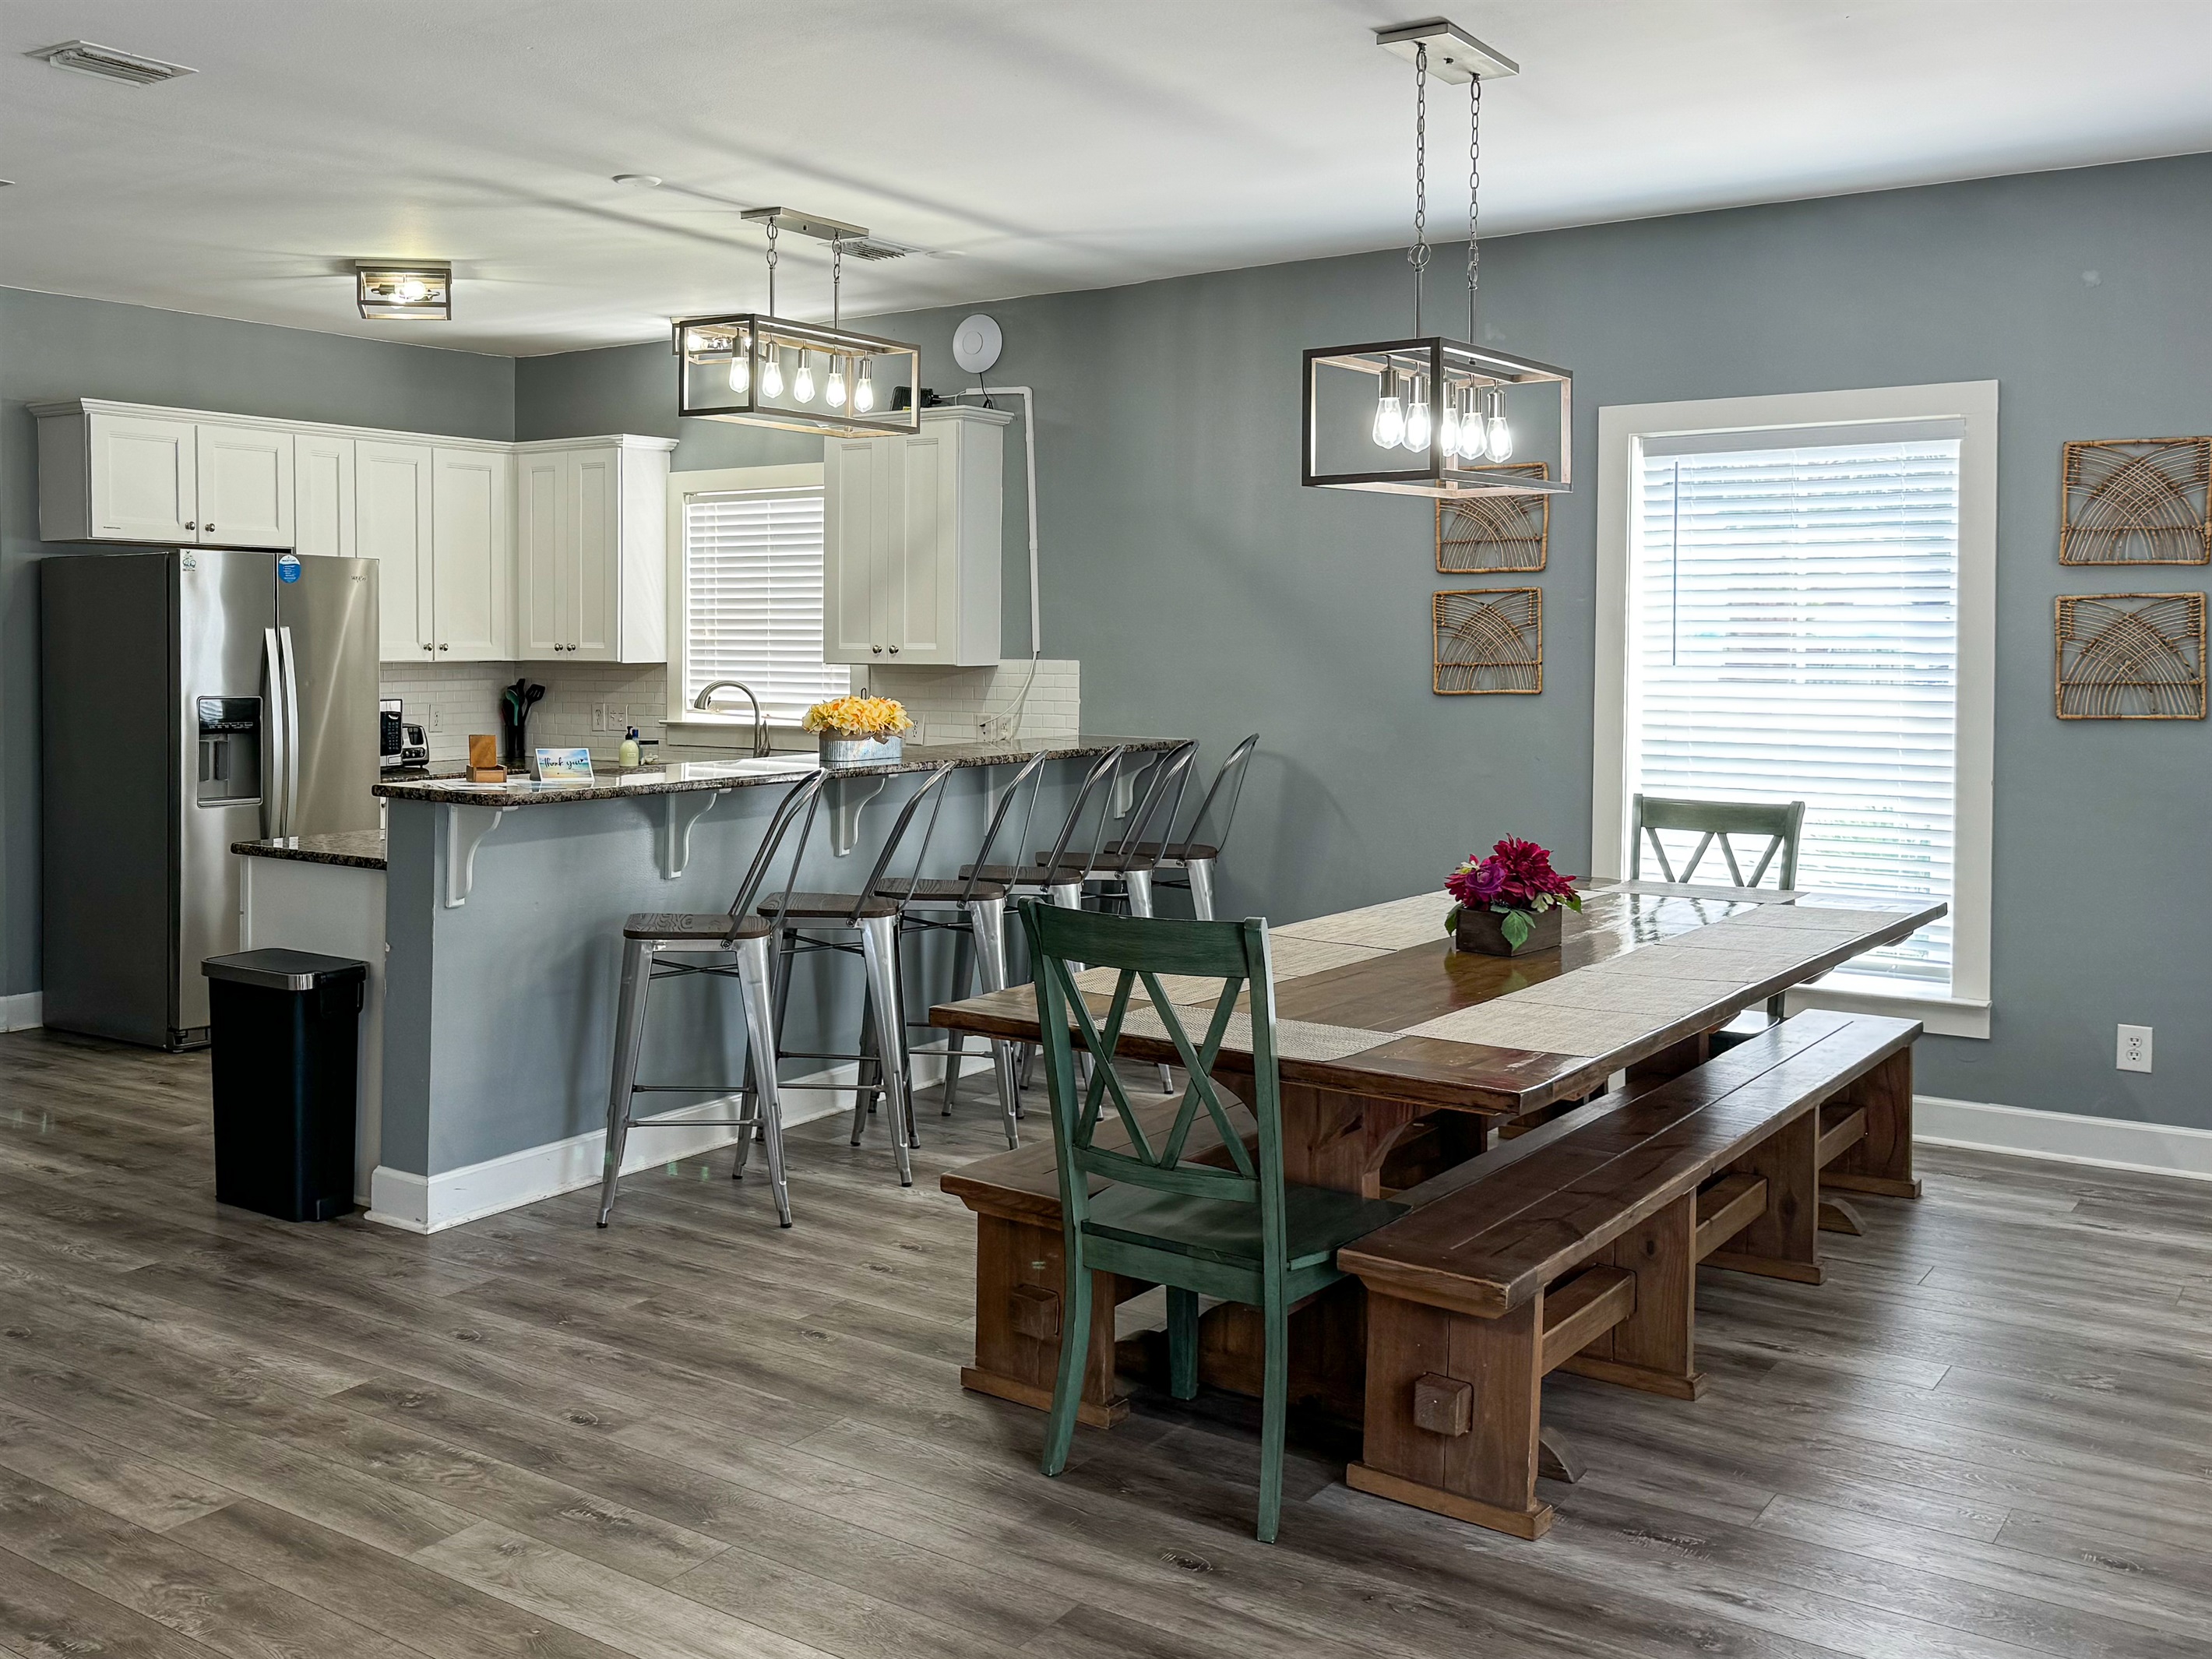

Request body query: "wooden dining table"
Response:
[932, 878, 1943, 1424]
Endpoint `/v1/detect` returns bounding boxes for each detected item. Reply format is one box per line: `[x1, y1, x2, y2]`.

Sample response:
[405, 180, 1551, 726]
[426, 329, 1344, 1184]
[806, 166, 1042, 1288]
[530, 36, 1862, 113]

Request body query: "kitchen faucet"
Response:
[691, 680, 773, 758]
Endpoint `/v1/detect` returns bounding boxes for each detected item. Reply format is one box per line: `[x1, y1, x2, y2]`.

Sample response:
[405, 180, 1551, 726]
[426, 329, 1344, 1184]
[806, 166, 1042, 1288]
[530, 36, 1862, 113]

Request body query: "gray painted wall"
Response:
[0, 286, 516, 999]
[517, 156, 2212, 1133]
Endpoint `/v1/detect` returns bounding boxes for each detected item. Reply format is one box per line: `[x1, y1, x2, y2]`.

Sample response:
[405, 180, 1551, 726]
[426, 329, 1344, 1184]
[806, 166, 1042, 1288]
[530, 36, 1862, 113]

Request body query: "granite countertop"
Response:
[232, 831, 389, 870]
[369, 735, 1182, 807]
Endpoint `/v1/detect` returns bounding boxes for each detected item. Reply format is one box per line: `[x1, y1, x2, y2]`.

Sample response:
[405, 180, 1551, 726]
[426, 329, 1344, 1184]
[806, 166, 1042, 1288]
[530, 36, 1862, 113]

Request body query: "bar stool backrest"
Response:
[1179, 733, 1258, 857]
[1629, 793, 1805, 890]
[1110, 741, 1199, 874]
[851, 761, 960, 921]
[1046, 746, 1129, 877]
[726, 770, 831, 925]
[960, 750, 1054, 903]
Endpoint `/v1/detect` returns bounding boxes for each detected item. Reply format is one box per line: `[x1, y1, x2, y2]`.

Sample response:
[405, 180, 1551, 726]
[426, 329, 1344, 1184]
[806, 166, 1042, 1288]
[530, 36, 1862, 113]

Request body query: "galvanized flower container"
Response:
[817, 733, 902, 766]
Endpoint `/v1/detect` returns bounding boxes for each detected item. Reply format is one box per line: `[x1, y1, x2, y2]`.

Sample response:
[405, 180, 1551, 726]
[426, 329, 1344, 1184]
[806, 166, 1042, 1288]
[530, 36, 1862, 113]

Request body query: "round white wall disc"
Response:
[952, 313, 1002, 375]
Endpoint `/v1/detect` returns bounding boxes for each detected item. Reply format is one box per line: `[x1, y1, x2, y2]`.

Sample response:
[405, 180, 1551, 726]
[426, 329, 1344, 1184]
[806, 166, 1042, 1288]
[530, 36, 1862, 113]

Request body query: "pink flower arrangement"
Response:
[1446, 836, 1583, 947]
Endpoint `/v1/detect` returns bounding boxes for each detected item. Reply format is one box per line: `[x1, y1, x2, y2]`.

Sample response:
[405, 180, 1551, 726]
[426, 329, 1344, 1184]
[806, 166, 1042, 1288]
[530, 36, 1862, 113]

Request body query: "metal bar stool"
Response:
[878, 752, 1049, 1147]
[1052, 741, 1201, 923]
[1110, 734, 1257, 921]
[597, 770, 828, 1229]
[761, 762, 962, 1188]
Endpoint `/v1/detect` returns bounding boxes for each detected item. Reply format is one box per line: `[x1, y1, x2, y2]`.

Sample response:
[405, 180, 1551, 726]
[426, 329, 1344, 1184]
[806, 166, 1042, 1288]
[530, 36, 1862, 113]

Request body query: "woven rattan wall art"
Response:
[1433, 587, 1542, 695]
[1435, 464, 1551, 572]
[2059, 438, 2211, 565]
[2054, 592, 2206, 720]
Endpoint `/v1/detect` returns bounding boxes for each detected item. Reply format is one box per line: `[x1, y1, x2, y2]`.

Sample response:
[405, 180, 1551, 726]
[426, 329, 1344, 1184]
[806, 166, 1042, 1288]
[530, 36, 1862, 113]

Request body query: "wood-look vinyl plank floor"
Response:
[2, 1026, 2208, 1659]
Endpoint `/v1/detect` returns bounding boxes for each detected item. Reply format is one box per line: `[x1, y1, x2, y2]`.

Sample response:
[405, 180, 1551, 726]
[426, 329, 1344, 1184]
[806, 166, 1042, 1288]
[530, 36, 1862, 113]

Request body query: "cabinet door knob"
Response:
[185, 521, 196, 531]
[439, 643, 449, 651]
[872, 645, 883, 654]
[423, 644, 434, 653]
[205, 523, 215, 533]
[887, 646, 900, 654]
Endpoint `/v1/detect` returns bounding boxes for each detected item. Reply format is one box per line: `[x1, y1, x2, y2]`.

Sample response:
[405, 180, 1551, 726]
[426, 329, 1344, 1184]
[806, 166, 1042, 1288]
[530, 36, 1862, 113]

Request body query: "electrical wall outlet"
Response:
[430, 706, 443, 732]
[590, 702, 607, 733]
[2117, 1024, 2154, 1074]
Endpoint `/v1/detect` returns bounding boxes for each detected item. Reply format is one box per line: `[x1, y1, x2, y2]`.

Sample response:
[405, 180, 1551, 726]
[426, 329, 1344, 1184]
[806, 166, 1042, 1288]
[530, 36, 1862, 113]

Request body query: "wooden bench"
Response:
[1337, 1009, 1920, 1540]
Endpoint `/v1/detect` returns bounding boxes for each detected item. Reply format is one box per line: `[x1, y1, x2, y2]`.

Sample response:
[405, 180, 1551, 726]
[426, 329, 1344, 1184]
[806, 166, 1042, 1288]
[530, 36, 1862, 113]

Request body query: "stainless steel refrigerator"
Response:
[41, 548, 381, 1048]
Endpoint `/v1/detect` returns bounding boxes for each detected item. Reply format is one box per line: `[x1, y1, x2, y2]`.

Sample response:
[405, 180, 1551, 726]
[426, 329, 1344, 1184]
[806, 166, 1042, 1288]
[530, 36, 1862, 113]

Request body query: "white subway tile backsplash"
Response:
[865, 659, 1080, 744]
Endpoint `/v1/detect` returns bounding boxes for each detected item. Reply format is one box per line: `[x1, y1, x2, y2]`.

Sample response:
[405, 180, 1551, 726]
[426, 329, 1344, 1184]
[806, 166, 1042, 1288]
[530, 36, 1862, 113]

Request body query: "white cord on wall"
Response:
[960, 384, 1043, 741]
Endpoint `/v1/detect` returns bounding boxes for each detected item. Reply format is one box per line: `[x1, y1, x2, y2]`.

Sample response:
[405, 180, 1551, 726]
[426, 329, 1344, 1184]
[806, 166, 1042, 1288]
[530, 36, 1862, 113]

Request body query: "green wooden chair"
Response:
[1630, 794, 1807, 1040]
[1019, 899, 1403, 1542]
[1629, 793, 1805, 890]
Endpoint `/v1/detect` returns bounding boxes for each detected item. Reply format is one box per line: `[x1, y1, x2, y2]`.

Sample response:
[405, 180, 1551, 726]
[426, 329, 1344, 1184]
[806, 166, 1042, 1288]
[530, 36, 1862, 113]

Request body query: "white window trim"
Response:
[1591, 381, 1997, 1041]
[662, 462, 826, 744]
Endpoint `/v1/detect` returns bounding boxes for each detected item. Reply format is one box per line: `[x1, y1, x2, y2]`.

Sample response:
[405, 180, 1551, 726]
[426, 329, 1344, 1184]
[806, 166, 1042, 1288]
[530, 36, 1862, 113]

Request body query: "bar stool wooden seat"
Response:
[597, 772, 827, 1229]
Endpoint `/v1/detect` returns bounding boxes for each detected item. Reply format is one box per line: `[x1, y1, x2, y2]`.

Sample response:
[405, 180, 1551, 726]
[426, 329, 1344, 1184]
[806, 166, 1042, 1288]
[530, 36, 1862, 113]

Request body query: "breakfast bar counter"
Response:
[363, 734, 1185, 1232]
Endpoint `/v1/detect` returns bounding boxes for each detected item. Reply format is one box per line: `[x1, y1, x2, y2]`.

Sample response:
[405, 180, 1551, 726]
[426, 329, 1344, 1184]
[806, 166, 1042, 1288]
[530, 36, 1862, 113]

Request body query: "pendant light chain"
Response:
[764, 220, 779, 316]
[832, 239, 843, 329]
[1409, 41, 1430, 336]
[1467, 74, 1481, 343]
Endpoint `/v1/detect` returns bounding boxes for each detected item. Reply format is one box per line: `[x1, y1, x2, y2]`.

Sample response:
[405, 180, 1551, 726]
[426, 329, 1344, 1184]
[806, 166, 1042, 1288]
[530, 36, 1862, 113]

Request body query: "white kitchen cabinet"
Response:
[511, 438, 671, 662]
[822, 405, 1008, 667]
[358, 440, 435, 660]
[295, 434, 356, 557]
[33, 404, 290, 547]
[194, 421, 294, 548]
[431, 447, 512, 660]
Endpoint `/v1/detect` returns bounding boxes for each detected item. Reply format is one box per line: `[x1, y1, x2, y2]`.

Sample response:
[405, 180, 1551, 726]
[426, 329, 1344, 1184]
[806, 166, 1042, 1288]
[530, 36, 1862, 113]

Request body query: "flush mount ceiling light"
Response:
[1302, 19, 1570, 500]
[673, 206, 921, 438]
[26, 39, 195, 86]
[356, 262, 453, 321]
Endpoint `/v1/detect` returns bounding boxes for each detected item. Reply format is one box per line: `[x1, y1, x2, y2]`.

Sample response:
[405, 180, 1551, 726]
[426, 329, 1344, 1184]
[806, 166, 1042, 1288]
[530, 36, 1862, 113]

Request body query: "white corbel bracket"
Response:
[662, 788, 730, 879]
[442, 803, 516, 908]
[825, 773, 888, 857]
[1114, 752, 1161, 819]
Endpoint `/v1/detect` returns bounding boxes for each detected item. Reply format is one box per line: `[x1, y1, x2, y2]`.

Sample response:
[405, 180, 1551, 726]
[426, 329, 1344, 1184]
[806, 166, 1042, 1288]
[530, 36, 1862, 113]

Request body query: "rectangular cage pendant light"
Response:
[1303, 20, 1570, 501]
[675, 312, 921, 439]
[1304, 337, 1570, 497]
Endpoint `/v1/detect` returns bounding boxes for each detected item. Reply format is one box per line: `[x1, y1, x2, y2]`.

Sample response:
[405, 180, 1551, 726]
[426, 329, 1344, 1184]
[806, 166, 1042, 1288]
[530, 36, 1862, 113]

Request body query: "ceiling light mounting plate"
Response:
[1374, 19, 1516, 83]
[741, 206, 869, 245]
[26, 38, 195, 86]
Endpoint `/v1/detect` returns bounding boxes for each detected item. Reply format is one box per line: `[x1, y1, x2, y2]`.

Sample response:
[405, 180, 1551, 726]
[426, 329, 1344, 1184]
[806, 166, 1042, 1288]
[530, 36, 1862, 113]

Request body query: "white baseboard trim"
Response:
[365, 1053, 967, 1232]
[1, 992, 42, 1033]
[1915, 1094, 2212, 1183]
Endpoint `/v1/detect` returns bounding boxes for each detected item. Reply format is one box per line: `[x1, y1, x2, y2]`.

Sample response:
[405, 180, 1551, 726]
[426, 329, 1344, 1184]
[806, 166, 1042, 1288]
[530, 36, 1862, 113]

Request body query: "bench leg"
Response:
[961, 1213, 1131, 1428]
[1559, 1189, 1707, 1400]
[1707, 1111, 1823, 1284]
[1347, 1291, 1553, 1539]
[1823, 1044, 1921, 1199]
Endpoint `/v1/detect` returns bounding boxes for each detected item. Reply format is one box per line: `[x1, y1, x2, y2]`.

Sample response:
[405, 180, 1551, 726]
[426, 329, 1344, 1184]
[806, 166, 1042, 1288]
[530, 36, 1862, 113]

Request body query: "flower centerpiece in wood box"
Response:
[1445, 837, 1582, 956]
[803, 694, 914, 766]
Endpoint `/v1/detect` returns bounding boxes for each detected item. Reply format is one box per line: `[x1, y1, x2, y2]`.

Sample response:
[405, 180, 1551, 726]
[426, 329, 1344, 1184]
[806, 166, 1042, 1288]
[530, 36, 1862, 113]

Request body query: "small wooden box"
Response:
[467, 734, 505, 784]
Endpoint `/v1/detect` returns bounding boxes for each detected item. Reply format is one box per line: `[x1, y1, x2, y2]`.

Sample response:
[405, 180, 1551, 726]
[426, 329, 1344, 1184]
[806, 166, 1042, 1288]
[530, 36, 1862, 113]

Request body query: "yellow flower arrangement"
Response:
[801, 694, 914, 740]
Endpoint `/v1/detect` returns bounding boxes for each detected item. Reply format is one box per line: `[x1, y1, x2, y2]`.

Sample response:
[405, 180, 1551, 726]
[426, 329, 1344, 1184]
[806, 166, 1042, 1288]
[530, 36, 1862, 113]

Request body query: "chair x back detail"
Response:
[598, 770, 828, 1228]
[1104, 733, 1257, 921]
[883, 751, 1054, 1145]
[1021, 900, 1403, 1542]
[1630, 792, 1807, 1037]
[761, 760, 964, 1188]
[1629, 793, 1805, 890]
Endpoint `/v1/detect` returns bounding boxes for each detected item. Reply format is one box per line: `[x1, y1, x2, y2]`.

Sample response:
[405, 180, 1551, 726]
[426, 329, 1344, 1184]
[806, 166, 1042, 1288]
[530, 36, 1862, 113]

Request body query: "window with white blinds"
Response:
[1628, 428, 1962, 986]
[681, 486, 847, 723]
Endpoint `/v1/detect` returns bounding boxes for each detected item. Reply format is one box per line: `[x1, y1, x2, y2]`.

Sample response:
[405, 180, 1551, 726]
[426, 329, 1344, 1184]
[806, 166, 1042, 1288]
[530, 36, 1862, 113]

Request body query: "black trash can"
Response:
[201, 948, 367, 1221]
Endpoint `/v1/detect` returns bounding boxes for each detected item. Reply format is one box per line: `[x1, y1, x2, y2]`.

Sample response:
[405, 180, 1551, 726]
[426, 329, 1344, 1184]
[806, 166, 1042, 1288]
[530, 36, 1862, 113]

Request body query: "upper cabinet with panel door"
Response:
[33, 401, 293, 548]
[822, 405, 1009, 667]
[512, 436, 674, 662]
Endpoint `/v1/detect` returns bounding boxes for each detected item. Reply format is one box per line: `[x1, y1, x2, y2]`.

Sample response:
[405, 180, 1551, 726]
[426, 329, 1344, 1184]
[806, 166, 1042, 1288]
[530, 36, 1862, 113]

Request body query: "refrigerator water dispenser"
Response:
[196, 696, 263, 805]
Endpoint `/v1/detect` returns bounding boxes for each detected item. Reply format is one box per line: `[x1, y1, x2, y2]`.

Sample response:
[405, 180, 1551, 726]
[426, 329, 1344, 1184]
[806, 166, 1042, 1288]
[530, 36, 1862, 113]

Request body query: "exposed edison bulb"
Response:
[1456, 387, 1488, 461]
[825, 358, 848, 410]
[792, 350, 816, 404]
[1404, 375, 1432, 455]
[727, 336, 750, 396]
[1437, 388, 1462, 458]
[1484, 388, 1513, 462]
[853, 361, 876, 413]
[395, 277, 429, 303]
[1371, 367, 1405, 450]
[759, 349, 785, 399]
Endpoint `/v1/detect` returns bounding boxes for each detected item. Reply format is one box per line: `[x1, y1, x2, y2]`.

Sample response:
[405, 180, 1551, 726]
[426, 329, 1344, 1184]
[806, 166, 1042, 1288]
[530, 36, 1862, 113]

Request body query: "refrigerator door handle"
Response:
[262, 627, 288, 840]
[277, 625, 303, 838]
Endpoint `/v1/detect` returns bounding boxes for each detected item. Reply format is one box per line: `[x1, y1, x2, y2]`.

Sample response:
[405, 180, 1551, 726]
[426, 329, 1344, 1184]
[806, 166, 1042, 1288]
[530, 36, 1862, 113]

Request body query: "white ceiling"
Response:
[3, 0, 2207, 356]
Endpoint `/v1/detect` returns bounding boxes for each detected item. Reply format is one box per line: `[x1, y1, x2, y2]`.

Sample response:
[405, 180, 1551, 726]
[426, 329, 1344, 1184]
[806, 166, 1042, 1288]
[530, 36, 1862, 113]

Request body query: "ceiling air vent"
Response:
[27, 40, 196, 86]
[834, 239, 908, 262]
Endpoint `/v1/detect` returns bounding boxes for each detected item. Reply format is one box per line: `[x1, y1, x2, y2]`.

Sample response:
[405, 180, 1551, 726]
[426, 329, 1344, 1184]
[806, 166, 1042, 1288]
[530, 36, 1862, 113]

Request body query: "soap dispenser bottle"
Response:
[618, 726, 640, 768]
